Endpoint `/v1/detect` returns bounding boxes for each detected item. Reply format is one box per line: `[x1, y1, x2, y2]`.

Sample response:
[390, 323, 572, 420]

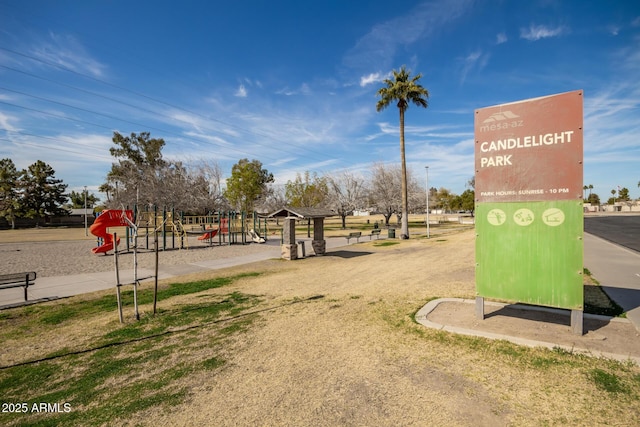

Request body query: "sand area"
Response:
[0, 233, 276, 278]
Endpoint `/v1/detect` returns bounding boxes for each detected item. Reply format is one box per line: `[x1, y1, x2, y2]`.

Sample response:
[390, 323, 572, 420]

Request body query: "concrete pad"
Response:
[416, 298, 640, 365]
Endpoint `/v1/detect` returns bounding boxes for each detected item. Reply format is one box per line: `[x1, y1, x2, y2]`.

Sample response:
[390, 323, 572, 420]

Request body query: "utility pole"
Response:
[84, 186, 88, 236]
[425, 166, 430, 239]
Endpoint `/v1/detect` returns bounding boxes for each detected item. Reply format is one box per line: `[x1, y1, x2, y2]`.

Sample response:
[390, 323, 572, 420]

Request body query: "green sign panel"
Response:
[476, 200, 583, 308]
[475, 91, 584, 310]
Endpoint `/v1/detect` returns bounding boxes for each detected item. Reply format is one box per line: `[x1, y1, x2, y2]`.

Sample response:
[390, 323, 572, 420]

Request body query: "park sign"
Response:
[475, 90, 584, 312]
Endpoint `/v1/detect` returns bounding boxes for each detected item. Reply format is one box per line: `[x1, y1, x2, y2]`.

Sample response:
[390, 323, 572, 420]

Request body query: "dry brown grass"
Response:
[0, 227, 96, 244]
[0, 213, 462, 243]
[1, 226, 639, 426]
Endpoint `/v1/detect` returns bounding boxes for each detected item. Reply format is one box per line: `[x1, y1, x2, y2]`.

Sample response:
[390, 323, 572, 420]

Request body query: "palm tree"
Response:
[376, 65, 429, 239]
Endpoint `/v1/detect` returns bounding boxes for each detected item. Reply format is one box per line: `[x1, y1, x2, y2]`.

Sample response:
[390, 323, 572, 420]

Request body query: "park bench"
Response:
[346, 231, 361, 244]
[369, 229, 381, 240]
[0, 272, 37, 302]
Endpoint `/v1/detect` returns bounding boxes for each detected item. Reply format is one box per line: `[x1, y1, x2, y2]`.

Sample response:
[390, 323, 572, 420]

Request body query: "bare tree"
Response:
[183, 159, 225, 214]
[369, 163, 421, 227]
[326, 171, 367, 229]
[369, 163, 401, 226]
[260, 184, 287, 215]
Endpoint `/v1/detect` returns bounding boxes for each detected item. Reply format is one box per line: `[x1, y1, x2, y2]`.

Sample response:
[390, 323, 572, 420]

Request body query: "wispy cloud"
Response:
[374, 122, 472, 140]
[496, 32, 508, 44]
[276, 83, 311, 96]
[343, 0, 473, 73]
[607, 25, 620, 36]
[0, 112, 20, 132]
[360, 72, 386, 87]
[235, 84, 248, 97]
[169, 111, 241, 139]
[30, 32, 107, 77]
[183, 131, 232, 147]
[406, 137, 475, 184]
[520, 24, 566, 41]
[459, 50, 489, 84]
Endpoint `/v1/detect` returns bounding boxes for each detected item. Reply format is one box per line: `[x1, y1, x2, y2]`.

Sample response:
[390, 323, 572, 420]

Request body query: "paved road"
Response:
[585, 214, 640, 253]
[584, 214, 640, 330]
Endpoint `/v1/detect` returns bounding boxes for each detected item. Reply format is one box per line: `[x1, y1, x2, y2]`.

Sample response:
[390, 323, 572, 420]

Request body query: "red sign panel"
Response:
[474, 90, 583, 203]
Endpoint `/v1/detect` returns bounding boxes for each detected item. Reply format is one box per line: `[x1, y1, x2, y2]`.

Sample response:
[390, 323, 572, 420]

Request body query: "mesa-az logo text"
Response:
[479, 111, 523, 132]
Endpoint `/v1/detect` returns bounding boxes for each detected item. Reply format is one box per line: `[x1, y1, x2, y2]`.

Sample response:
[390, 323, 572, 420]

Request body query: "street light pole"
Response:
[425, 166, 430, 239]
[84, 186, 88, 236]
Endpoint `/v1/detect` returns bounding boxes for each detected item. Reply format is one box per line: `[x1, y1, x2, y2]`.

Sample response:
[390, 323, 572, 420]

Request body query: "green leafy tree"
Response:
[618, 187, 631, 202]
[285, 171, 328, 208]
[224, 159, 274, 213]
[0, 158, 21, 229]
[434, 187, 455, 213]
[68, 190, 100, 209]
[376, 65, 429, 239]
[450, 194, 463, 211]
[103, 131, 167, 207]
[460, 189, 475, 213]
[20, 160, 68, 224]
[587, 193, 600, 205]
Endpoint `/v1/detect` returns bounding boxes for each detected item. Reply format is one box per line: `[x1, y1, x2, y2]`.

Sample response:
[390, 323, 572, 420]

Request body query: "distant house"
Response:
[584, 201, 640, 213]
[50, 208, 95, 226]
[69, 208, 95, 218]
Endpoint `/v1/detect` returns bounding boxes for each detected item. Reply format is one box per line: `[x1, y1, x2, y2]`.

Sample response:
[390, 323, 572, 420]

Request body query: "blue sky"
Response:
[1, 0, 639, 202]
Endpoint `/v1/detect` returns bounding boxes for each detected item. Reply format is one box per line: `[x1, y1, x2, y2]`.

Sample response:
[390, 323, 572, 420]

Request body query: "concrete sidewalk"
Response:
[3, 230, 638, 337]
[584, 232, 640, 330]
[0, 236, 361, 308]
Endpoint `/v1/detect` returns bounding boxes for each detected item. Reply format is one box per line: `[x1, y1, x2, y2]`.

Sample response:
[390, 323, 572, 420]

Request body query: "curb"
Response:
[415, 298, 640, 365]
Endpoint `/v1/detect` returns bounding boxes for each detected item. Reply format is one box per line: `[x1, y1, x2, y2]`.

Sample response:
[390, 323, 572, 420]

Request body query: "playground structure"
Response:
[90, 207, 269, 254]
[87, 207, 271, 322]
[89, 210, 134, 254]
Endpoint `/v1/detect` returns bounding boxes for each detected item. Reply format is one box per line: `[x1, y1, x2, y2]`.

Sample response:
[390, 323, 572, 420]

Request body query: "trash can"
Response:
[388, 228, 395, 238]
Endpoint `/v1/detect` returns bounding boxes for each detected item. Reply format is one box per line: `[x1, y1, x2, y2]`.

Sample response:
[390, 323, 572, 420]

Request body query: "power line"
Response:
[0, 46, 342, 163]
[0, 74, 341, 168]
[0, 94, 281, 162]
[0, 129, 113, 161]
[0, 136, 111, 160]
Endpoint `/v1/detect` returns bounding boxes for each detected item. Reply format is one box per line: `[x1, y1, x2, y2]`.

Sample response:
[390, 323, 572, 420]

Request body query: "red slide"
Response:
[198, 228, 219, 241]
[90, 209, 134, 254]
[197, 218, 229, 241]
